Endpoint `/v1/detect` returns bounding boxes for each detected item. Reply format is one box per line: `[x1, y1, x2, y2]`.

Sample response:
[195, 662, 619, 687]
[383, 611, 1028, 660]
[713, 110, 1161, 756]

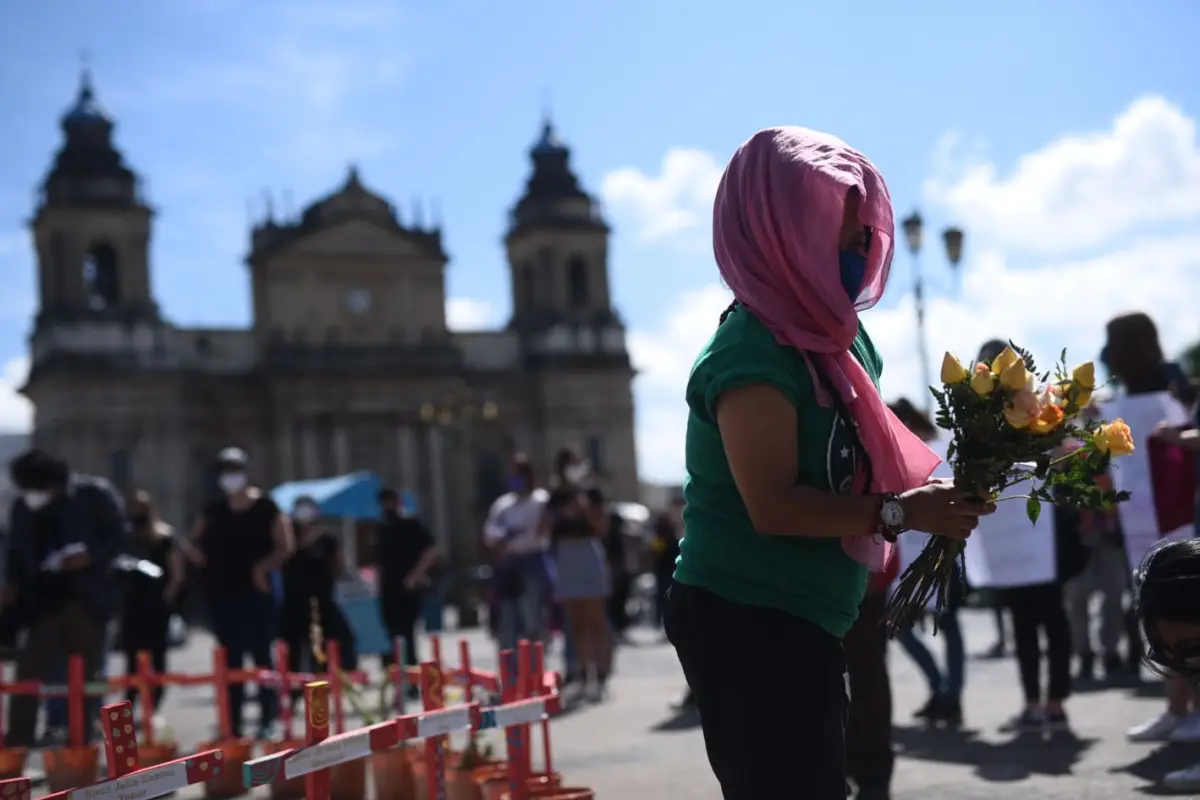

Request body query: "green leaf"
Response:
[1026, 495, 1042, 524]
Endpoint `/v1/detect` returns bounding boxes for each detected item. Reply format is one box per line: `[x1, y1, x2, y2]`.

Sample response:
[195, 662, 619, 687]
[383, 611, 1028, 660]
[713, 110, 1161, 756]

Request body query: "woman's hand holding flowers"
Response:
[899, 479, 996, 541]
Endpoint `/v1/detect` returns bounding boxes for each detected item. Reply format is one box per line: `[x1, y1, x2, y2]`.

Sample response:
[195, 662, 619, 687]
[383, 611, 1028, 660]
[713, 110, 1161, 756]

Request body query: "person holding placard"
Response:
[1101, 314, 1200, 748]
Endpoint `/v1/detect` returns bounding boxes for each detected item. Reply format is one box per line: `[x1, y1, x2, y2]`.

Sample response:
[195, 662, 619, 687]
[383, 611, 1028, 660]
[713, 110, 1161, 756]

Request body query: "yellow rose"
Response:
[1004, 389, 1041, 429]
[1028, 403, 1066, 435]
[991, 346, 1021, 375]
[1094, 418, 1135, 457]
[940, 352, 969, 385]
[1065, 361, 1095, 408]
[970, 363, 996, 396]
[999, 360, 1030, 392]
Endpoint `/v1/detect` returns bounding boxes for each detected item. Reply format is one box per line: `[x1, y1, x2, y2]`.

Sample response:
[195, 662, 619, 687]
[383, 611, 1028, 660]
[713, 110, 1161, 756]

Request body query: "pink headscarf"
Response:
[713, 127, 941, 569]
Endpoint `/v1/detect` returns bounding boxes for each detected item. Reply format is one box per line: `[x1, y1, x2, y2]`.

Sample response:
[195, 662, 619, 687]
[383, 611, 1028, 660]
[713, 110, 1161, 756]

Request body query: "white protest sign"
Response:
[963, 470, 1056, 589]
[1101, 392, 1192, 568]
[890, 438, 953, 609]
[72, 761, 188, 800]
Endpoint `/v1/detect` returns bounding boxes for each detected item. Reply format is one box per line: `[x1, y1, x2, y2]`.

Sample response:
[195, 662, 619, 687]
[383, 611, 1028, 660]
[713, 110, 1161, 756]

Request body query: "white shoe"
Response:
[1162, 762, 1200, 793]
[1127, 711, 1183, 742]
[1169, 713, 1200, 743]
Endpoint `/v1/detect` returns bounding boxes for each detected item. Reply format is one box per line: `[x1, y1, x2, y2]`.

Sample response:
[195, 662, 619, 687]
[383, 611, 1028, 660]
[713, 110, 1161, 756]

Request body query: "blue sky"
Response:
[2, 0, 1199, 482]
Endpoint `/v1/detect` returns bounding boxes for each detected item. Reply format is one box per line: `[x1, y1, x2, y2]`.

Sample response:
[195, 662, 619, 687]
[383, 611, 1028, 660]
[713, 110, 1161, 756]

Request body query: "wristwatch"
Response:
[877, 493, 905, 542]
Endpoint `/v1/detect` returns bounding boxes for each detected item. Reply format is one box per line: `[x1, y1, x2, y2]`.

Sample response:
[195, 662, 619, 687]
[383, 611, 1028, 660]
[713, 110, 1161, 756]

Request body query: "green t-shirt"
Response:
[674, 305, 884, 638]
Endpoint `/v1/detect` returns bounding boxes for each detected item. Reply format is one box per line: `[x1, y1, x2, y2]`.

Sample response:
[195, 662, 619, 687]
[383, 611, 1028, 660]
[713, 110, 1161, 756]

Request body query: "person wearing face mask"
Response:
[3, 449, 127, 747]
[546, 447, 612, 700]
[280, 497, 356, 704]
[664, 129, 994, 799]
[184, 447, 293, 739]
[483, 455, 552, 654]
[117, 490, 185, 718]
[375, 487, 438, 681]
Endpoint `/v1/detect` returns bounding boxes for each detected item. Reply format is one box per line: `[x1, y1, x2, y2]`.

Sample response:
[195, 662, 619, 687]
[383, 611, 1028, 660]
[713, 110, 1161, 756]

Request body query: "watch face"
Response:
[345, 288, 372, 315]
[881, 500, 905, 528]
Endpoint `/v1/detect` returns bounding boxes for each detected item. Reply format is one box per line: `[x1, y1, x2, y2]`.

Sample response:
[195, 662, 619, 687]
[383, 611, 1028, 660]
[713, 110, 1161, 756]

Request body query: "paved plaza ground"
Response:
[24, 609, 1200, 797]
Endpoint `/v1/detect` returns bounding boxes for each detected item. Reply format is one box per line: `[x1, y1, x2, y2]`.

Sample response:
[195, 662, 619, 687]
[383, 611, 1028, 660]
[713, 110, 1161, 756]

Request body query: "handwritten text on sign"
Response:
[71, 762, 188, 800]
[283, 730, 373, 780]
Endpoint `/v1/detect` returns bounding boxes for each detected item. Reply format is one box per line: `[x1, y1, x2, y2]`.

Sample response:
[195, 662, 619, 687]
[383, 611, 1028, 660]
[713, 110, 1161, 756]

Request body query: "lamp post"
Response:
[900, 212, 966, 412]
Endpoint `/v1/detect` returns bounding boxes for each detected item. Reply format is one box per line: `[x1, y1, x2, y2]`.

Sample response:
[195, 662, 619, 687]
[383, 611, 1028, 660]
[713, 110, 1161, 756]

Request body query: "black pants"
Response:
[844, 591, 893, 794]
[380, 591, 422, 669]
[1003, 583, 1071, 703]
[122, 614, 170, 713]
[209, 590, 278, 737]
[665, 581, 849, 799]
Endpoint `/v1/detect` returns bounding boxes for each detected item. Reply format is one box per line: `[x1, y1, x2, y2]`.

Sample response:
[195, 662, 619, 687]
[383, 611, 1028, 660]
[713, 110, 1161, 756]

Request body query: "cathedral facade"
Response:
[20, 73, 639, 566]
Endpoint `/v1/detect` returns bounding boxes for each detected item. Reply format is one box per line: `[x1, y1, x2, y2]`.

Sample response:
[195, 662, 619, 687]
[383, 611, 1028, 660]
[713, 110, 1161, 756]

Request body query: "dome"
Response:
[530, 120, 567, 157]
[61, 70, 112, 130]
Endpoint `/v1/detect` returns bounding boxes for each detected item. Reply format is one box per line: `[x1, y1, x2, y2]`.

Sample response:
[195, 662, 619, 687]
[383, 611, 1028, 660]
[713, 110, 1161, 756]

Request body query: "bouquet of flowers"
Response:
[885, 344, 1135, 632]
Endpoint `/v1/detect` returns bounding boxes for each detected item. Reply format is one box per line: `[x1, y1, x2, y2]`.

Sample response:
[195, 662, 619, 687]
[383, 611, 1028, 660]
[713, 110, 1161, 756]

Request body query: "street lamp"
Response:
[900, 211, 966, 412]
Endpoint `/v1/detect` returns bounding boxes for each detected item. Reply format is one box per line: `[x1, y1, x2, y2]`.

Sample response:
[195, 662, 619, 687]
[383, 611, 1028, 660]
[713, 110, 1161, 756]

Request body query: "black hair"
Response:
[552, 446, 580, 484]
[715, 300, 876, 496]
[9, 449, 69, 492]
[377, 487, 399, 504]
[977, 339, 1008, 364]
[510, 453, 535, 484]
[1134, 538, 1200, 680]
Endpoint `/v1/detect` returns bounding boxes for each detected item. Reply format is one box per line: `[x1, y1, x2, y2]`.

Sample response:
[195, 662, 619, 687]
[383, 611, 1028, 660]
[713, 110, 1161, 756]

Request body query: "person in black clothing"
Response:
[280, 496, 356, 702]
[118, 490, 185, 716]
[184, 447, 293, 739]
[652, 496, 684, 631]
[604, 502, 631, 641]
[375, 488, 438, 678]
[3, 449, 126, 746]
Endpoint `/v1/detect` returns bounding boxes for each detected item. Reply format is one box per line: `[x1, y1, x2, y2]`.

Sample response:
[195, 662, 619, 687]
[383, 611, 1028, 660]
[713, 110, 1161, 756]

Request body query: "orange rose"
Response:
[1028, 403, 1065, 435]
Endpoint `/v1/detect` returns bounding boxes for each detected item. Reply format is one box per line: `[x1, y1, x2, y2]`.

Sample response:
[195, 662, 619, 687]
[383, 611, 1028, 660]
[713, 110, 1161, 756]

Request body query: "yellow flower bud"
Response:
[991, 346, 1020, 375]
[969, 363, 995, 396]
[940, 352, 969, 385]
[999, 361, 1030, 391]
[1067, 361, 1095, 408]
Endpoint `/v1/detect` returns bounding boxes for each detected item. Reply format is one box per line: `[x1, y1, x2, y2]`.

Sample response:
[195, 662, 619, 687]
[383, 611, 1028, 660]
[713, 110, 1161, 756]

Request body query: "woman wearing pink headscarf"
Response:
[663, 128, 994, 799]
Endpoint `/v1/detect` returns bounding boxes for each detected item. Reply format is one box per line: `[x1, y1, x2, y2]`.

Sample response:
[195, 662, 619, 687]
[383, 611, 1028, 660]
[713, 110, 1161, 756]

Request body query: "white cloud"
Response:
[601, 149, 724, 244]
[0, 357, 32, 433]
[445, 298, 498, 331]
[617, 95, 1200, 482]
[925, 96, 1200, 254]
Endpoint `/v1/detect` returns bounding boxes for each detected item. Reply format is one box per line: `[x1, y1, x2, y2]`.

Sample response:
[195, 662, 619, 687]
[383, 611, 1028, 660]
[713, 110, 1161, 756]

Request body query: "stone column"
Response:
[397, 425, 418, 499]
[427, 425, 450, 554]
[302, 421, 319, 479]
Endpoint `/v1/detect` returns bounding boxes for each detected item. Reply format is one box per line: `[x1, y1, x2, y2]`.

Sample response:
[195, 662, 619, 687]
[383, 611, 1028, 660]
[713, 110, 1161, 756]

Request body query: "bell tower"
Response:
[31, 70, 157, 328]
[505, 119, 616, 330]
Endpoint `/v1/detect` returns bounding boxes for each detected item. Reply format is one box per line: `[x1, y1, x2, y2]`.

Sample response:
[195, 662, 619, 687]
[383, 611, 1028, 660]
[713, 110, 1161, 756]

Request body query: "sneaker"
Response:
[1161, 763, 1200, 793]
[1002, 708, 1046, 733]
[1128, 711, 1183, 742]
[1169, 713, 1200, 743]
[1046, 709, 1070, 732]
[937, 697, 964, 727]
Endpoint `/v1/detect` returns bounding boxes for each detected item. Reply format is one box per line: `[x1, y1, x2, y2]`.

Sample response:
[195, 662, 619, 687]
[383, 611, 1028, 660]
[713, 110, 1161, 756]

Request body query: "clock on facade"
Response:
[344, 288, 372, 315]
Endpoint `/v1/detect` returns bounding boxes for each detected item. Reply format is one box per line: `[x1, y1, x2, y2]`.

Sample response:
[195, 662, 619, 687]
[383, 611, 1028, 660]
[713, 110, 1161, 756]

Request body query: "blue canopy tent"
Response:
[271, 471, 384, 520]
[270, 471, 399, 656]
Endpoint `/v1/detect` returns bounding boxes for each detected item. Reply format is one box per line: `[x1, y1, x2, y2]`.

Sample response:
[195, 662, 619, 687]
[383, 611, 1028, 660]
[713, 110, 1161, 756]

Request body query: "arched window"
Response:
[83, 243, 120, 310]
[567, 256, 589, 309]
